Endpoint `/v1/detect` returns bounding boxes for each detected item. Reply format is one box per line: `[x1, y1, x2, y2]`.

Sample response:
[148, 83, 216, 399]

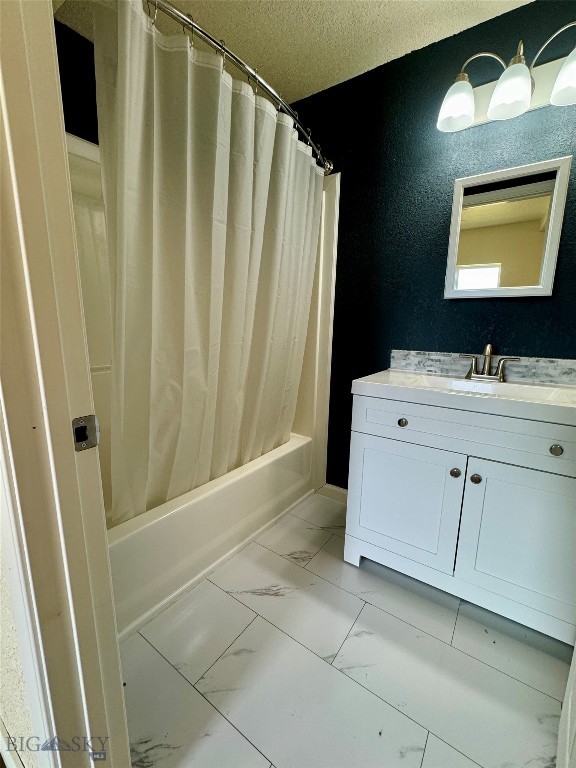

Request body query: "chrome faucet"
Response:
[480, 343, 493, 376]
[460, 344, 520, 383]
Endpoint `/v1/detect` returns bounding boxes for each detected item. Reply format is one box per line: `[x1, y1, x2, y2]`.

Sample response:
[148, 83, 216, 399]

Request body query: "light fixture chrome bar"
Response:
[151, 0, 333, 174]
[530, 20, 576, 70]
[459, 51, 507, 73]
[438, 20, 576, 132]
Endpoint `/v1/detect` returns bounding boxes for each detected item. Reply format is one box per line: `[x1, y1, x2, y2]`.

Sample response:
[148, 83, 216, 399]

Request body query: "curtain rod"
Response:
[149, 0, 333, 174]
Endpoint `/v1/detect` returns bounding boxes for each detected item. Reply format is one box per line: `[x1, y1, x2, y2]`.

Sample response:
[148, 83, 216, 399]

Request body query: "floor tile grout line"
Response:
[342, 596, 564, 704]
[235, 538, 566, 702]
[136, 601, 527, 768]
[192, 588, 433, 744]
[419, 731, 429, 768]
[430, 734, 484, 768]
[289, 500, 346, 525]
[165, 507, 566, 706]
[257, 537, 340, 576]
[224, 613, 434, 746]
[257, 528, 568, 702]
[254, 538, 469, 653]
[331, 656, 483, 764]
[193, 604, 488, 768]
[256, 538, 463, 644]
[140, 613, 257, 689]
[195, 614, 260, 684]
[286, 508, 344, 530]
[331, 601, 367, 667]
[138, 578, 510, 767]
[209, 548, 566, 705]
[286, 508, 346, 536]
[449, 650, 565, 702]
[137, 629, 273, 766]
[127, 498, 561, 767]
[191, 684, 273, 767]
[206, 577, 360, 666]
[450, 600, 461, 645]
[447, 602, 567, 702]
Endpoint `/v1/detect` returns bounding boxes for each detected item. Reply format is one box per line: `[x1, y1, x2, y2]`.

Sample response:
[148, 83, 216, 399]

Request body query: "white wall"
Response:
[0, 456, 38, 768]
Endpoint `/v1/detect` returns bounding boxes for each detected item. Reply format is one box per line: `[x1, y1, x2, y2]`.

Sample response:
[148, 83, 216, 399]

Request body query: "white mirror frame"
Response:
[444, 155, 572, 299]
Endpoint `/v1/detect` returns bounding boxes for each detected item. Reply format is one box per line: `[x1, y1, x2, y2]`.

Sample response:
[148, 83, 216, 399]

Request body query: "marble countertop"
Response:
[352, 369, 576, 426]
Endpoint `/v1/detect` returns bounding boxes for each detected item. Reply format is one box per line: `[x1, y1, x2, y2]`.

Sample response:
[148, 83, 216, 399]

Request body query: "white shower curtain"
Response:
[93, 1, 324, 526]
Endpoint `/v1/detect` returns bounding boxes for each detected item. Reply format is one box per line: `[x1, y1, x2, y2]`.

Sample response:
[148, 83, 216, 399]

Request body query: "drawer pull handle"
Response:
[550, 444, 564, 457]
[450, 468, 461, 478]
[470, 474, 482, 484]
[398, 418, 408, 427]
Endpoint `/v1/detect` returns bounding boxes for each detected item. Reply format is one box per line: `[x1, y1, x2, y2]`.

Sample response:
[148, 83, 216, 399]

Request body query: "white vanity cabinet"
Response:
[347, 432, 466, 574]
[455, 459, 576, 625]
[344, 372, 576, 644]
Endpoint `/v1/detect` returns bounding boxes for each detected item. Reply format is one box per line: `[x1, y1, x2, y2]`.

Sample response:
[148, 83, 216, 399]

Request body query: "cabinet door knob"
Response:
[397, 418, 408, 427]
[450, 468, 461, 478]
[470, 474, 482, 484]
[550, 444, 564, 457]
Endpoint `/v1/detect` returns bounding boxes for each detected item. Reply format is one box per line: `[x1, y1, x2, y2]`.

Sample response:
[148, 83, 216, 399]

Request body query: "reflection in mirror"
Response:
[444, 157, 572, 299]
[456, 173, 554, 290]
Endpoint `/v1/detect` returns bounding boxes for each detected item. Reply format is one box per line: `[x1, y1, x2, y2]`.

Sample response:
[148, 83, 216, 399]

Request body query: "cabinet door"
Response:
[455, 459, 576, 624]
[346, 432, 466, 573]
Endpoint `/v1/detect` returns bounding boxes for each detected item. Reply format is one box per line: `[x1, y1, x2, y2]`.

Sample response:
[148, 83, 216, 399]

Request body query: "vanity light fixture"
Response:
[487, 41, 532, 120]
[437, 21, 576, 132]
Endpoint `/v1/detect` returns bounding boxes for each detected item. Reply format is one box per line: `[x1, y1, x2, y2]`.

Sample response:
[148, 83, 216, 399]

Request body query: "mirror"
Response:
[444, 156, 572, 298]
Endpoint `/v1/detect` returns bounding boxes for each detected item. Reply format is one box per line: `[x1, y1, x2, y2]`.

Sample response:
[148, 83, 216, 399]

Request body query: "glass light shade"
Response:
[437, 79, 475, 132]
[487, 62, 532, 120]
[550, 47, 576, 106]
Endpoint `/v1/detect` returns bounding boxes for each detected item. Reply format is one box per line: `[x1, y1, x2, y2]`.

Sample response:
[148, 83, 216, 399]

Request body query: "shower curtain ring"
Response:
[220, 41, 226, 71]
[254, 69, 259, 95]
[147, 0, 158, 25]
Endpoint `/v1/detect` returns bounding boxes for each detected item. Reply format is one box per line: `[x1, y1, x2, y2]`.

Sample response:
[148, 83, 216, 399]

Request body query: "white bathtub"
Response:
[108, 434, 313, 636]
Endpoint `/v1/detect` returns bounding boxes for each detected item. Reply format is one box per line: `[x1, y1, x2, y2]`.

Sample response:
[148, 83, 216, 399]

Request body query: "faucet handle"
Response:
[495, 357, 520, 382]
[460, 354, 478, 379]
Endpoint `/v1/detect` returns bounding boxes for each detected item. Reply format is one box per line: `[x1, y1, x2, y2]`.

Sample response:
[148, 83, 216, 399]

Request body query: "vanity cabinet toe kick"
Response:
[345, 393, 576, 645]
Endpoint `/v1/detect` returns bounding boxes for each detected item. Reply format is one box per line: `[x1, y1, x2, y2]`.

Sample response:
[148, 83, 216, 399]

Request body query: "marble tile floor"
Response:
[122, 493, 573, 768]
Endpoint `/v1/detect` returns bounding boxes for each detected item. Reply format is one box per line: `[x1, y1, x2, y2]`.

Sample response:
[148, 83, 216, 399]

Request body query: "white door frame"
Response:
[559, 659, 576, 767]
[0, 1, 130, 765]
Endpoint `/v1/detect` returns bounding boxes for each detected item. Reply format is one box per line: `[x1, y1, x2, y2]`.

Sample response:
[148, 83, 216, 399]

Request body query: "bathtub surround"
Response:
[293, 0, 576, 489]
[391, 349, 576, 386]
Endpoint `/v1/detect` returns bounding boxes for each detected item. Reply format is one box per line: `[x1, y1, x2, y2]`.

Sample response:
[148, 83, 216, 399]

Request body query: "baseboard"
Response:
[316, 483, 347, 504]
[117, 488, 314, 642]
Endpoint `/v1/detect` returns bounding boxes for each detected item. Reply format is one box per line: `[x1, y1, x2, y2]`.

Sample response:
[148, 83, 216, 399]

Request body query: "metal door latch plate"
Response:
[72, 415, 99, 452]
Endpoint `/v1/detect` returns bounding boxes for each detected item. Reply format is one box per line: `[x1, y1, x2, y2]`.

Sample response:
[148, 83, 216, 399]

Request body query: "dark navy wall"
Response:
[293, 0, 576, 489]
[55, 20, 98, 144]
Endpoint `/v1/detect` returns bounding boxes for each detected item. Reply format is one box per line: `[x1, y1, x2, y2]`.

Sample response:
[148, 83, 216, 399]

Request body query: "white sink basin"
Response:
[352, 369, 576, 425]
[424, 375, 576, 403]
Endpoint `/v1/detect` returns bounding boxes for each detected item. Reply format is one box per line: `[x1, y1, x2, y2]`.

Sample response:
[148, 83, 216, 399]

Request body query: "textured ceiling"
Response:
[54, 0, 534, 103]
[462, 196, 550, 230]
